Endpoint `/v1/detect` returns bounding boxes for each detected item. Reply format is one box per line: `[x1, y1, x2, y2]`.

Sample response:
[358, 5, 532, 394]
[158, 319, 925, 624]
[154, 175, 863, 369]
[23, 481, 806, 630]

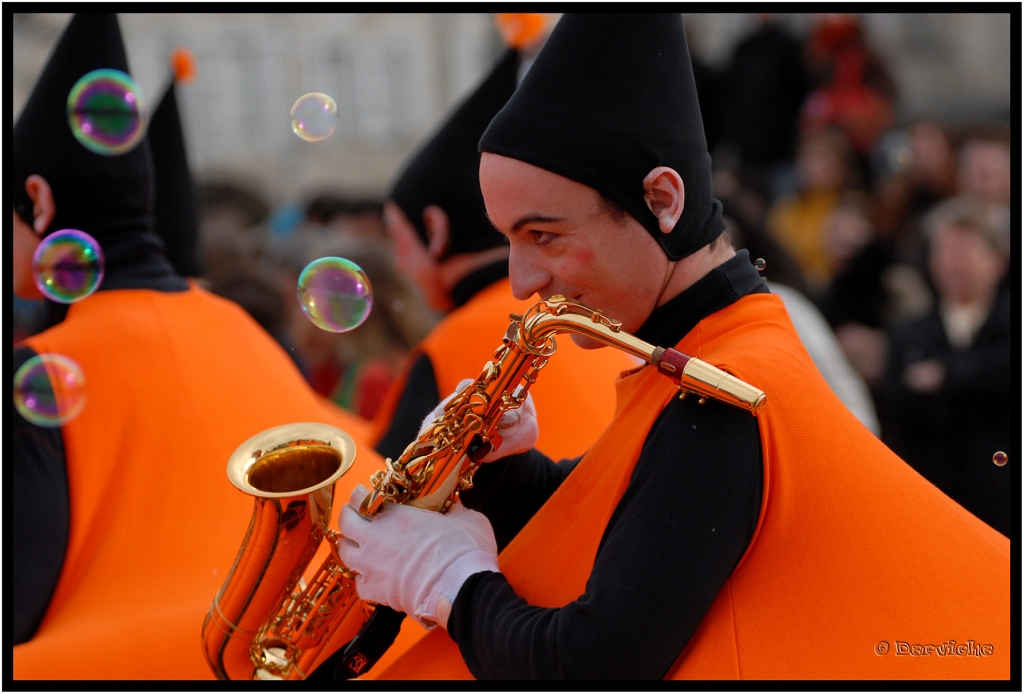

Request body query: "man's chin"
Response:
[569, 333, 608, 350]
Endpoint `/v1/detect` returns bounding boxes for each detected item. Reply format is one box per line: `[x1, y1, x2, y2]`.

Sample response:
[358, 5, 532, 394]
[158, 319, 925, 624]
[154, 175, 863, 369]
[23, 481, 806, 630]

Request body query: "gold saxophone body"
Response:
[202, 295, 765, 680]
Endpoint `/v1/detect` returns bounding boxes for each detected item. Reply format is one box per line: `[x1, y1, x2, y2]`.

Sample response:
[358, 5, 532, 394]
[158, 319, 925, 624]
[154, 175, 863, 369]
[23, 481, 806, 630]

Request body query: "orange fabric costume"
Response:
[378, 292, 1009, 679]
[14, 286, 386, 680]
[371, 277, 637, 461]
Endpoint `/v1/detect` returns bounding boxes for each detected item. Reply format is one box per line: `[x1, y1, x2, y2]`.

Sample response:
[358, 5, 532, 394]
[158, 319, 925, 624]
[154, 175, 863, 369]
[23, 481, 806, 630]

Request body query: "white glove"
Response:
[420, 379, 539, 463]
[336, 485, 499, 630]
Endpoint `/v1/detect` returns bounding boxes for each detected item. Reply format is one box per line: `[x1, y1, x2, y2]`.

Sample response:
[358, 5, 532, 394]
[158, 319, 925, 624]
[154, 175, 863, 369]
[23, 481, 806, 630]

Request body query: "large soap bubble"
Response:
[14, 354, 87, 427]
[32, 229, 104, 302]
[290, 92, 339, 142]
[67, 68, 146, 155]
[297, 257, 373, 333]
[33, 229, 105, 303]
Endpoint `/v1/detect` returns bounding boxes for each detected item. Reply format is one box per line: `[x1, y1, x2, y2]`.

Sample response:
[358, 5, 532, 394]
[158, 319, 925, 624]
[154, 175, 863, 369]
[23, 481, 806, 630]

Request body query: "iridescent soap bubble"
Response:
[297, 257, 373, 333]
[33, 229, 105, 303]
[13, 354, 87, 427]
[993, 451, 1008, 466]
[754, 258, 767, 271]
[290, 93, 338, 142]
[67, 69, 146, 155]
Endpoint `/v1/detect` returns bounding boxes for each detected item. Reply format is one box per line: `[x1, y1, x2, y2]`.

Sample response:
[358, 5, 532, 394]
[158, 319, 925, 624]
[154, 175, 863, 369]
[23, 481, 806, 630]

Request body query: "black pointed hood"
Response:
[150, 80, 202, 277]
[389, 49, 519, 259]
[479, 14, 724, 260]
[13, 13, 154, 241]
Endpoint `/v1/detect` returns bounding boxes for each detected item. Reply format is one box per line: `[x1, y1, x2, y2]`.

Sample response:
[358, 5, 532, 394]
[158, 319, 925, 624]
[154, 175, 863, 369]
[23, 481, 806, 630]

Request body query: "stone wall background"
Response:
[13, 12, 1011, 206]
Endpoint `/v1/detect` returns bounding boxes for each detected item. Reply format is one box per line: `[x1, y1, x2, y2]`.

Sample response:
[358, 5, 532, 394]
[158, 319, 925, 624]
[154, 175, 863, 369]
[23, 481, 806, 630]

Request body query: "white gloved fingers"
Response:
[482, 392, 538, 462]
[332, 495, 499, 629]
[418, 378, 476, 437]
[348, 483, 371, 510]
[496, 408, 522, 430]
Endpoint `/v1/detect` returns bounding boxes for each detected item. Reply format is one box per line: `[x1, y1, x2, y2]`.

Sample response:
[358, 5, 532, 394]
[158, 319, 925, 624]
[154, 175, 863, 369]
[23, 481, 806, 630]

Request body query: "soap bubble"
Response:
[33, 229, 105, 303]
[993, 451, 1008, 466]
[290, 93, 338, 142]
[14, 354, 87, 427]
[297, 257, 373, 333]
[754, 258, 767, 271]
[67, 69, 146, 155]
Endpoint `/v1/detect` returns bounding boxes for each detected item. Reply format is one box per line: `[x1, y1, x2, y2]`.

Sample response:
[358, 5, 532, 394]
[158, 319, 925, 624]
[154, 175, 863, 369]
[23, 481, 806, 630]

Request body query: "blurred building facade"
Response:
[13, 13, 1011, 205]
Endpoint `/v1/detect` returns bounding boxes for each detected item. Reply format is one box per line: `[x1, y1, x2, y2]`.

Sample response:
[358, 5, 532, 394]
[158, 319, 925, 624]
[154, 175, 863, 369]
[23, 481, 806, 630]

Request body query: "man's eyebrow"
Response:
[510, 215, 563, 233]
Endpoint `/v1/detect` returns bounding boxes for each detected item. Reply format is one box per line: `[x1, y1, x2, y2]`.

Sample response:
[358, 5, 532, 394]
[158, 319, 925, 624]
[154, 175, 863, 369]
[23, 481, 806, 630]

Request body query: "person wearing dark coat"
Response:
[877, 197, 1013, 537]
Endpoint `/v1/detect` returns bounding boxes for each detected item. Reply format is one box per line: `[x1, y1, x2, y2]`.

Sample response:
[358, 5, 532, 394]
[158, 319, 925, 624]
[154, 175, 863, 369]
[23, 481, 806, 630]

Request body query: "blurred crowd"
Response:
[696, 13, 1013, 534]
[12, 13, 1012, 534]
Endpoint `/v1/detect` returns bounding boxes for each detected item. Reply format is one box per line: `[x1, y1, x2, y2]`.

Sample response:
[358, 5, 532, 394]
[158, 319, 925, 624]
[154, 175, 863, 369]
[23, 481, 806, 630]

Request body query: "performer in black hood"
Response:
[12, 18, 376, 677]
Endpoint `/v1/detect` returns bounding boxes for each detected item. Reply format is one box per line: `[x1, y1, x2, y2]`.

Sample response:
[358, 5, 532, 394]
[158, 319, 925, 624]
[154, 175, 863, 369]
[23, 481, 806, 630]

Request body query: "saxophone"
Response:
[202, 295, 765, 680]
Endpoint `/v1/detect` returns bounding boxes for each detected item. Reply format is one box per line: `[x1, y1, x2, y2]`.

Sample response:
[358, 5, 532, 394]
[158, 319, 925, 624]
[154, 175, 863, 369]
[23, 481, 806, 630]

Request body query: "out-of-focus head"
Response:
[386, 49, 519, 277]
[957, 130, 1011, 206]
[924, 196, 1009, 306]
[13, 13, 153, 239]
[797, 128, 852, 193]
[824, 191, 875, 269]
[909, 121, 954, 185]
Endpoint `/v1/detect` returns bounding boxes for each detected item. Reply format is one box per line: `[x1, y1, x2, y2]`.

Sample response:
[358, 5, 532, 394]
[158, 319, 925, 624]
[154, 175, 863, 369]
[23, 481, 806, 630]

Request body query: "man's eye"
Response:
[530, 230, 554, 246]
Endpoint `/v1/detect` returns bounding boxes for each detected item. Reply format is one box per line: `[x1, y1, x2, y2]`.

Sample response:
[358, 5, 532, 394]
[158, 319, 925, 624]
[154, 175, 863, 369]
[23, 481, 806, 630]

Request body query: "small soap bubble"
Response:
[993, 451, 1008, 466]
[290, 93, 338, 142]
[297, 257, 373, 333]
[14, 354, 87, 427]
[67, 69, 146, 155]
[33, 229, 105, 303]
[754, 258, 767, 271]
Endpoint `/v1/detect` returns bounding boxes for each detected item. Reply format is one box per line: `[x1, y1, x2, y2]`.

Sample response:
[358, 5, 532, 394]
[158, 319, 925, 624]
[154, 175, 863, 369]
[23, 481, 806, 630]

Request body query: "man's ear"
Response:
[422, 205, 451, 261]
[642, 167, 684, 234]
[25, 175, 56, 235]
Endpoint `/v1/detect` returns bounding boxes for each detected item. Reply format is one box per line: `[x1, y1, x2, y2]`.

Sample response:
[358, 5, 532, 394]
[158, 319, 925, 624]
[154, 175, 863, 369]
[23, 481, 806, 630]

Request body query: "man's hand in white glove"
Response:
[419, 379, 539, 462]
[336, 485, 499, 630]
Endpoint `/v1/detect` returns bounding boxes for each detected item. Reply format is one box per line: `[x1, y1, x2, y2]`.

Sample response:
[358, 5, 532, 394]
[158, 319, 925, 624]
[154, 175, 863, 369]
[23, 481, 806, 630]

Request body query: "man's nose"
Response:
[508, 247, 549, 301]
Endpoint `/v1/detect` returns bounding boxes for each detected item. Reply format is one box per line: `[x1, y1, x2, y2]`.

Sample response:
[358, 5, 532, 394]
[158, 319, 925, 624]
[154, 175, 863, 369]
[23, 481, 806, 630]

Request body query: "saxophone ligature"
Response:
[202, 295, 765, 680]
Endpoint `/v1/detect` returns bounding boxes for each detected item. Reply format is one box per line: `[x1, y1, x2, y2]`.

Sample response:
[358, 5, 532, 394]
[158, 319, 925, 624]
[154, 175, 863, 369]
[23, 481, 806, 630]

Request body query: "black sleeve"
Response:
[374, 352, 441, 461]
[12, 345, 70, 645]
[460, 449, 581, 551]
[447, 395, 763, 679]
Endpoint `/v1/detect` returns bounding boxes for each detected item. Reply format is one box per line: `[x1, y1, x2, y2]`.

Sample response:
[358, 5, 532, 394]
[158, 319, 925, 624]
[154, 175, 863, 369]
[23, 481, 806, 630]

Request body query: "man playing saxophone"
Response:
[335, 14, 1009, 680]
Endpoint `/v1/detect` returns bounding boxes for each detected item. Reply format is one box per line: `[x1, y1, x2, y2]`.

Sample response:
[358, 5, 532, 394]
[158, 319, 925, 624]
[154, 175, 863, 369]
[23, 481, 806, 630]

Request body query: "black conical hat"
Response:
[149, 80, 201, 277]
[13, 13, 153, 239]
[480, 14, 724, 260]
[389, 49, 519, 259]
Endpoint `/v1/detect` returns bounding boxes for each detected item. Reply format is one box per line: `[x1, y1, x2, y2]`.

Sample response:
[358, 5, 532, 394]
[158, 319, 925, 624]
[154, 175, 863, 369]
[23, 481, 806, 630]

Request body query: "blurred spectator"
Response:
[816, 193, 932, 386]
[956, 124, 1012, 207]
[802, 14, 896, 188]
[719, 14, 811, 201]
[820, 192, 932, 330]
[873, 120, 958, 268]
[877, 196, 1012, 536]
[723, 212, 879, 434]
[305, 192, 386, 237]
[767, 128, 858, 292]
[197, 179, 270, 229]
[196, 180, 270, 277]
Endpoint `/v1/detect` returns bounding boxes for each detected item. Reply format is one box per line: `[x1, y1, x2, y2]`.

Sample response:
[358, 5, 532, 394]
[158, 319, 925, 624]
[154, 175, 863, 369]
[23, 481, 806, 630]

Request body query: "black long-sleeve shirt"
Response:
[446, 251, 768, 679]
